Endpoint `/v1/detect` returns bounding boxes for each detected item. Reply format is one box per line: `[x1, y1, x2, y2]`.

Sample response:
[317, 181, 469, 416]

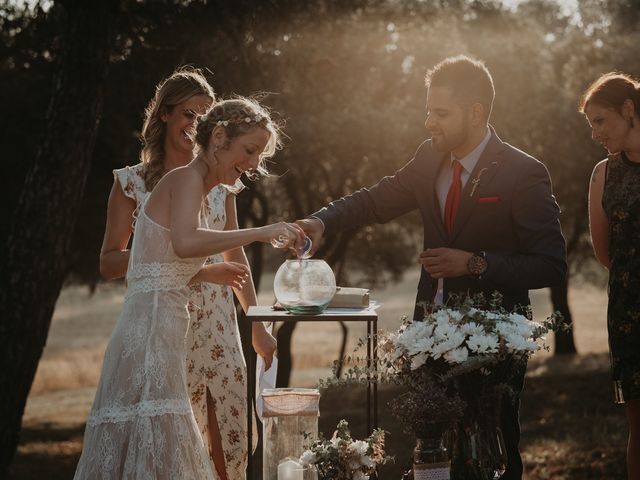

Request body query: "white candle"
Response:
[278, 458, 304, 480]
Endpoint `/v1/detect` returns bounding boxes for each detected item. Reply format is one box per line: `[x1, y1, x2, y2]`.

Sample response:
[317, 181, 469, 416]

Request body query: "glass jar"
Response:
[274, 259, 336, 314]
[413, 422, 451, 480]
[262, 388, 321, 480]
[450, 389, 507, 480]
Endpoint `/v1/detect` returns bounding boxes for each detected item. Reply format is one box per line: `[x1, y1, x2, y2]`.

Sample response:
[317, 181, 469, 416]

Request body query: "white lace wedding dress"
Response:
[74, 206, 218, 479]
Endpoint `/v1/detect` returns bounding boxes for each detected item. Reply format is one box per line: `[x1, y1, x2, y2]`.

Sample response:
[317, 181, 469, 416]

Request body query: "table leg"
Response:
[367, 319, 372, 434]
[373, 317, 378, 429]
[247, 345, 254, 479]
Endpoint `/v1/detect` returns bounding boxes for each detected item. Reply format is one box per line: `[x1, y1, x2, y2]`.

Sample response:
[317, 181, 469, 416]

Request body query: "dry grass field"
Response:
[9, 268, 628, 479]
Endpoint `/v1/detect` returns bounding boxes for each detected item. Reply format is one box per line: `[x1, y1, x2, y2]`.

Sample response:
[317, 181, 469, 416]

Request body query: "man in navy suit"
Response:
[296, 55, 567, 479]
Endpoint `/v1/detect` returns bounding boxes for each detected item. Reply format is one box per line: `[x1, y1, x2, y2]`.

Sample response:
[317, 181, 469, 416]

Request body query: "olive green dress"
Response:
[602, 151, 640, 403]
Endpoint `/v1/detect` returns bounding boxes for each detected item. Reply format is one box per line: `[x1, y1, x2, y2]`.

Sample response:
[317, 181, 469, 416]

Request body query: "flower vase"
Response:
[450, 389, 507, 480]
[412, 422, 451, 480]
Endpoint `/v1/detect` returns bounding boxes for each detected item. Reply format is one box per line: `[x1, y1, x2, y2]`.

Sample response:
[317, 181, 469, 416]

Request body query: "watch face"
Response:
[469, 254, 488, 275]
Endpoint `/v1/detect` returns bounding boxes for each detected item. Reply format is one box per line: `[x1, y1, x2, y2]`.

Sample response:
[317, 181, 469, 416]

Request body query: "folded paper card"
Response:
[328, 286, 370, 308]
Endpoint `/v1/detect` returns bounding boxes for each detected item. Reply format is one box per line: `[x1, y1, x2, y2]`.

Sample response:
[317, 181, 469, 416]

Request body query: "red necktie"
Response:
[444, 160, 462, 235]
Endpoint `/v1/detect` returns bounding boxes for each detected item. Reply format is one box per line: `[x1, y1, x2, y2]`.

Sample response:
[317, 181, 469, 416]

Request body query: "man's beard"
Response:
[433, 116, 470, 153]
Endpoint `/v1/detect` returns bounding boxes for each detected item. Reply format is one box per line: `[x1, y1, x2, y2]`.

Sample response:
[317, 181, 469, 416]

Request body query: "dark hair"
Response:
[579, 71, 640, 115]
[425, 55, 495, 119]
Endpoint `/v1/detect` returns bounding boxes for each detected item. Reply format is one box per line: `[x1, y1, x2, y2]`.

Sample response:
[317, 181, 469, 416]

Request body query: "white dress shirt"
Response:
[433, 127, 492, 305]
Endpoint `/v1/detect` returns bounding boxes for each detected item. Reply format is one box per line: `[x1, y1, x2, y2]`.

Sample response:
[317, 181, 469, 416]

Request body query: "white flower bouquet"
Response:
[381, 294, 557, 381]
[299, 419, 389, 480]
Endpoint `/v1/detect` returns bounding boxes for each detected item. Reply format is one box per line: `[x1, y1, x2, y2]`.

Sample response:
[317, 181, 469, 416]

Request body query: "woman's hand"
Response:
[261, 221, 308, 257]
[190, 262, 250, 288]
[252, 323, 277, 370]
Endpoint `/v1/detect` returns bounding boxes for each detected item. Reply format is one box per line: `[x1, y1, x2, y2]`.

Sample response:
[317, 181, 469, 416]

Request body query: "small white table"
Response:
[245, 305, 379, 479]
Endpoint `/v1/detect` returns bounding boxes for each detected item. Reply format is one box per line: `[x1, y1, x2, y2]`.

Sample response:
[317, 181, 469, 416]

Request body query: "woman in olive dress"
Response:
[582, 71, 640, 480]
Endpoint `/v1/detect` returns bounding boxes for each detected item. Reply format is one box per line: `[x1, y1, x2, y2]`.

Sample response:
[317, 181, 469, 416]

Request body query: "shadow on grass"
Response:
[9, 353, 627, 480]
[518, 354, 627, 480]
[9, 424, 84, 480]
[318, 353, 627, 480]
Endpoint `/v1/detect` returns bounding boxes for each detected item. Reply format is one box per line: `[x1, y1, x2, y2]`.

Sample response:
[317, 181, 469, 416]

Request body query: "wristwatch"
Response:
[467, 251, 488, 277]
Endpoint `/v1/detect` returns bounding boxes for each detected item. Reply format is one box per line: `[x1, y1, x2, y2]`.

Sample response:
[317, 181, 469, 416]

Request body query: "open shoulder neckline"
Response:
[141, 207, 170, 231]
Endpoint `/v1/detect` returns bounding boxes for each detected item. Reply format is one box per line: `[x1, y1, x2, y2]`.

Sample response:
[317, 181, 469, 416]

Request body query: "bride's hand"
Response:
[189, 262, 249, 288]
[262, 222, 307, 256]
[252, 323, 277, 370]
[206, 262, 250, 289]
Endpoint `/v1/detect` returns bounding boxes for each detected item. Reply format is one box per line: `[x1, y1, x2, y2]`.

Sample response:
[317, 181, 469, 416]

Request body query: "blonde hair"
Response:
[140, 66, 215, 191]
[195, 96, 282, 190]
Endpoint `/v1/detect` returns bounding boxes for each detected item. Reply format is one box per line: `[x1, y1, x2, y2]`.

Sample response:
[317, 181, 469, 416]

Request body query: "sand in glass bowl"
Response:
[274, 259, 336, 314]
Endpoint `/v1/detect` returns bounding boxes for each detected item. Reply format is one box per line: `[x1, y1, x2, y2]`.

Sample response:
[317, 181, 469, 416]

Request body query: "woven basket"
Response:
[262, 388, 320, 417]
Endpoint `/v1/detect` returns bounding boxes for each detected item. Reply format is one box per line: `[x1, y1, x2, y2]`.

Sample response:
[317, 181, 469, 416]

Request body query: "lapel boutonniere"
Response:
[469, 167, 489, 197]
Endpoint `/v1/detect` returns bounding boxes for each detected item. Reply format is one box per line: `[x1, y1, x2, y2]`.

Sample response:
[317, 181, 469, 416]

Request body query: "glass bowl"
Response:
[274, 259, 336, 314]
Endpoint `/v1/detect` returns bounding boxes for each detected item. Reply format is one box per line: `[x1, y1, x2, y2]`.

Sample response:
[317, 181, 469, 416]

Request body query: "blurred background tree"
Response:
[0, 0, 118, 472]
[2, 0, 640, 474]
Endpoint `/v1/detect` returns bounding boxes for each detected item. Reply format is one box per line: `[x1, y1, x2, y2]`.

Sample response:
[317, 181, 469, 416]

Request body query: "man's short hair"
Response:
[425, 55, 495, 119]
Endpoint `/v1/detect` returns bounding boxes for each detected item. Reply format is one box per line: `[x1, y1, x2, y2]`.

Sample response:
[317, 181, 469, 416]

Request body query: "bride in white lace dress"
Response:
[74, 97, 305, 479]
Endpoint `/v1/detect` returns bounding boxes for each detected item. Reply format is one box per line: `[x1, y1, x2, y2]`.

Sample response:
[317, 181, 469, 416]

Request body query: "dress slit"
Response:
[206, 386, 229, 480]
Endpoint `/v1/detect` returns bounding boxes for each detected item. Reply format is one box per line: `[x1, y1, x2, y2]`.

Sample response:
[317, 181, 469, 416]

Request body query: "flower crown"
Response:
[208, 114, 265, 127]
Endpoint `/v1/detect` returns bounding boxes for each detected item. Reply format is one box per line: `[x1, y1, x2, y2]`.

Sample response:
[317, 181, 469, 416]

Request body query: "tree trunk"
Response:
[551, 208, 585, 356]
[0, 0, 117, 474]
[551, 278, 577, 355]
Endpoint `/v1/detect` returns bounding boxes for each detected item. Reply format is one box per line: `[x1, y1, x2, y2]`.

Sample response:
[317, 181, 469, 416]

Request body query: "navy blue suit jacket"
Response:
[313, 128, 567, 317]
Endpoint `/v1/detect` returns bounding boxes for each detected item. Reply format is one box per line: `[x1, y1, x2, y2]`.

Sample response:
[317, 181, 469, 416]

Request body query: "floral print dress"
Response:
[602, 152, 640, 403]
[114, 163, 249, 477]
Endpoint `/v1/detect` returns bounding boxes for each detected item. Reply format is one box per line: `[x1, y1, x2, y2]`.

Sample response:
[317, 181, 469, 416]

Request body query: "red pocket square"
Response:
[478, 196, 500, 204]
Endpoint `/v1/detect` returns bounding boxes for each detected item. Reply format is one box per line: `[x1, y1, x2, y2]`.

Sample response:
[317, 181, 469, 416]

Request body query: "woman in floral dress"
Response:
[582, 71, 640, 479]
[100, 68, 276, 479]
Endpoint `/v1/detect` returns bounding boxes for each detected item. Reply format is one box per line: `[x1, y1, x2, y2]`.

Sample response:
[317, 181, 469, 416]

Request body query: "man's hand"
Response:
[418, 248, 473, 278]
[295, 217, 324, 256]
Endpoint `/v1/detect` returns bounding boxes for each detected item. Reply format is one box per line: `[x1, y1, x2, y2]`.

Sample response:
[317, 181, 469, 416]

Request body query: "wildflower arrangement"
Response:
[319, 294, 566, 479]
[388, 371, 465, 436]
[299, 419, 389, 480]
[321, 293, 564, 432]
